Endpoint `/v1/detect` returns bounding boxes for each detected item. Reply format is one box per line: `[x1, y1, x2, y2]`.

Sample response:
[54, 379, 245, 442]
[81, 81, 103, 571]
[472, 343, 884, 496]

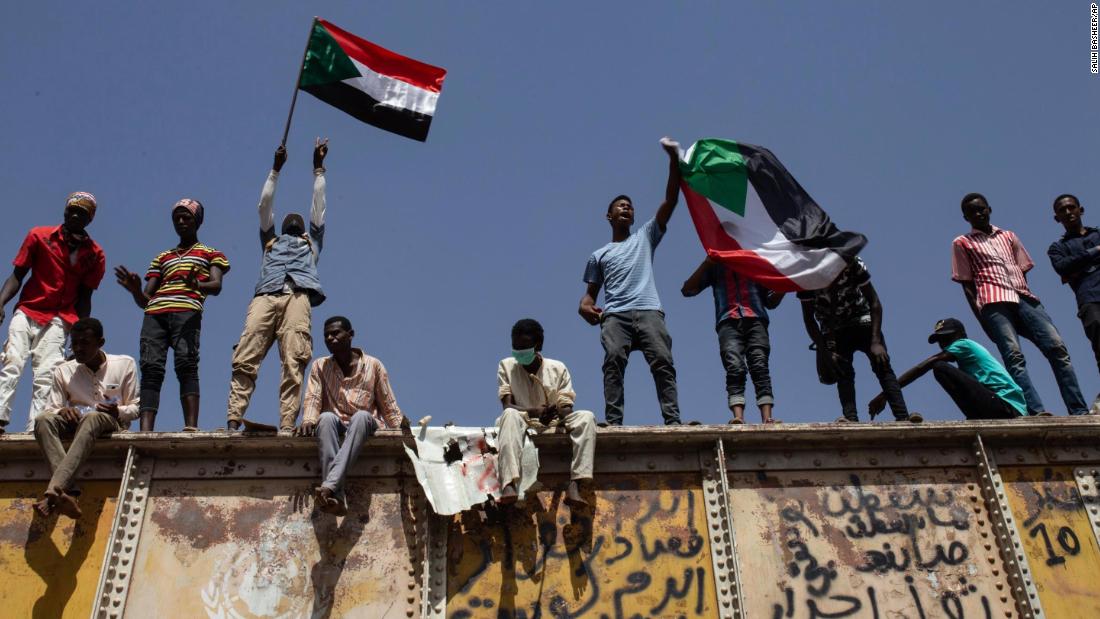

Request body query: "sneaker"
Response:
[1035, 411, 1055, 417]
[907, 413, 924, 424]
[834, 416, 854, 423]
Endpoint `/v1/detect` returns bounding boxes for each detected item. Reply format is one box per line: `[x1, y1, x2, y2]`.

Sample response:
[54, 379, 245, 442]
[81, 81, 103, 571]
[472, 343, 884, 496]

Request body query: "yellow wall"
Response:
[1001, 466, 1100, 619]
[0, 481, 117, 619]
[446, 473, 718, 618]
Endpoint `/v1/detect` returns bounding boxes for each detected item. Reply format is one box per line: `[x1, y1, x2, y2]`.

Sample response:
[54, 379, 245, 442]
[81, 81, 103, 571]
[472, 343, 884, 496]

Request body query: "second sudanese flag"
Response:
[677, 138, 867, 292]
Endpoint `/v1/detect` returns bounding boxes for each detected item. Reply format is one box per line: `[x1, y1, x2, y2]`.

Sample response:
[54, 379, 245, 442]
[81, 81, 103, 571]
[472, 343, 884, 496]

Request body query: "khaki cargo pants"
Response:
[226, 292, 312, 429]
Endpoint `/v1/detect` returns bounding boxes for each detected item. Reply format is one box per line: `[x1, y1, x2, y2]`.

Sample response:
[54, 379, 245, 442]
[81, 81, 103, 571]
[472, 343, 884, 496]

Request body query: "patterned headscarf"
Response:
[172, 198, 204, 226]
[65, 192, 98, 221]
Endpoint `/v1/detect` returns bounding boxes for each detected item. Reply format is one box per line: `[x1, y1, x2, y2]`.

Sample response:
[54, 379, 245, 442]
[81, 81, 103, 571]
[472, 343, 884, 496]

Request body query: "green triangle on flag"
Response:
[299, 20, 361, 88]
[680, 139, 749, 217]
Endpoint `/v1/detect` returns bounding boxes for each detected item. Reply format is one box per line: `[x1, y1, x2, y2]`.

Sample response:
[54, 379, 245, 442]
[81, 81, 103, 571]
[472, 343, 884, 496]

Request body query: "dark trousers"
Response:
[717, 318, 773, 407]
[828, 323, 908, 421]
[600, 310, 681, 425]
[980, 298, 1086, 415]
[1078, 302, 1100, 376]
[932, 362, 1020, 420]
[139, 311, 201, 414]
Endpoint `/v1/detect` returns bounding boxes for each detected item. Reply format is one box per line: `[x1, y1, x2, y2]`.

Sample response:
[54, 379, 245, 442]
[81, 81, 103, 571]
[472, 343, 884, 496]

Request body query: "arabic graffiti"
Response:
[729, 469, 1013, 619]
[445, 473, 715, 618]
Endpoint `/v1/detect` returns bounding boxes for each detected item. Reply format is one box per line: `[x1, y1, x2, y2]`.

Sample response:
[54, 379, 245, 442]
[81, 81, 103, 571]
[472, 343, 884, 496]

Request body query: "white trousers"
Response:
[496, 408, 596, 485]
[0, 310, 66, 430]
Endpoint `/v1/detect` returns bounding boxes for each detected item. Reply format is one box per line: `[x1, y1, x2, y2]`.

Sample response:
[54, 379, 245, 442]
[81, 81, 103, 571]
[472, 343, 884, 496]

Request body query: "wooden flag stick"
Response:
[281, 17, 318, 147]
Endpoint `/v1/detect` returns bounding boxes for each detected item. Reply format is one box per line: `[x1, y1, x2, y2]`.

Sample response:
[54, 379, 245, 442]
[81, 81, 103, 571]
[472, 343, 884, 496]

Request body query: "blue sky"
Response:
[1, 2, 1098, 430]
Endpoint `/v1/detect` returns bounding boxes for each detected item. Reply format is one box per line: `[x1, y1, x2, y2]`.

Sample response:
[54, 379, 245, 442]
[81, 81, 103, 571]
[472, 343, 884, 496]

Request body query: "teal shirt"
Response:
[944, 339, 1027, 415]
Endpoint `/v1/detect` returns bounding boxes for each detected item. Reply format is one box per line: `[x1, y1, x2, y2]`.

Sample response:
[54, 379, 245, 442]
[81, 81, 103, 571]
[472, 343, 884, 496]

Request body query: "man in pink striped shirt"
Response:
[951, 193, 1087, 415]
[295, 315, 411, 515]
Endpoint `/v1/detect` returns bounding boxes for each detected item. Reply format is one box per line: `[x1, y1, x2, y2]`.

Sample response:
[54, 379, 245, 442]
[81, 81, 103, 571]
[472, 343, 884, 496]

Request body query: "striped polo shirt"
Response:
[706, 264, 770, 327]
[951, 226, 1036, 308]
[144, 243, 230, 314]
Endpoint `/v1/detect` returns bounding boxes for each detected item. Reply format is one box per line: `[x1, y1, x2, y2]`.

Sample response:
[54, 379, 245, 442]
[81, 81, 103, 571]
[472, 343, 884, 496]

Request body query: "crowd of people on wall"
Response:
[2, 139, 1096, 518]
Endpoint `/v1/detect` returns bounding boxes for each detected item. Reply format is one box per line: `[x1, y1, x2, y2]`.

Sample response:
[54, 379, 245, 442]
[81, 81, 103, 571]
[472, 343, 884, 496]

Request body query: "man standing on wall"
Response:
[0, 192, 105, 433]
[115, 199, 230, 431]
[682, 257, 784, 424]
[579, 138, 683, 426]
[1047, 193, 1100, 414]
[799, 258, 917, 423]
[226, 138, 329, 432]
[952, 192, 1086, 415]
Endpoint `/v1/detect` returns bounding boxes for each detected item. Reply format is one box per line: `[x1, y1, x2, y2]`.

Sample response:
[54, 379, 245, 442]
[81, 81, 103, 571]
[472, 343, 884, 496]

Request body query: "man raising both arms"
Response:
[226, 138, 329, 432]
[579, 138, 683, 426]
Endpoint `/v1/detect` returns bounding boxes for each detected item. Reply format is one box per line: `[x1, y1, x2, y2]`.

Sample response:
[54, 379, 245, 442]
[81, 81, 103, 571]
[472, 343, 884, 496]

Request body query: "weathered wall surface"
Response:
[0, 419, 1097, 618]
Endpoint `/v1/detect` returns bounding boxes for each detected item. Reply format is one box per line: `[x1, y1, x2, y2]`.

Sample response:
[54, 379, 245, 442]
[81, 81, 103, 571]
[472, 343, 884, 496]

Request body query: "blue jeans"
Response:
[717, 318, 773, 407]
[980, 298, 1087, 415]
[317, 411, 378, 499]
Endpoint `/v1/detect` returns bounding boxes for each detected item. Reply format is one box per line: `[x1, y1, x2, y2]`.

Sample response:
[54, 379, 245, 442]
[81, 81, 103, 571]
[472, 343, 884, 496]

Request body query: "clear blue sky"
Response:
[2, 2, 1098, 430]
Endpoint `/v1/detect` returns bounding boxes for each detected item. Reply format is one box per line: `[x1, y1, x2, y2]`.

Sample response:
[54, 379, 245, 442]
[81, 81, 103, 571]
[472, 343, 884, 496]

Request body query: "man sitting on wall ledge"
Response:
[32, 318, 139, 519]
[496, 318, 596, 507]
[296, 315, 410, 516]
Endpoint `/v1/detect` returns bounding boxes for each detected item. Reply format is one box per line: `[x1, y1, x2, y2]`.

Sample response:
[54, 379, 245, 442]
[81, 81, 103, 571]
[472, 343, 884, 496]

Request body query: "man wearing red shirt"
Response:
[0, 192, 106, 432]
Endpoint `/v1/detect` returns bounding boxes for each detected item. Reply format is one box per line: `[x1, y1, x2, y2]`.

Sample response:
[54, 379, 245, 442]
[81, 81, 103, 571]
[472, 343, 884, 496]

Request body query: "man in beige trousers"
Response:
[33, 318, 139, 519]
[496, 318, 596, 507]
[226, 139, 329, 431]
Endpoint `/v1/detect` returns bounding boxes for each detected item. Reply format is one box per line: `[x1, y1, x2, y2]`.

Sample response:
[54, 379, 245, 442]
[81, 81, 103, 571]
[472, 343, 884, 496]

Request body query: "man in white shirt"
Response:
[32, 318, 139, 519]
[497, 318, 596, 507]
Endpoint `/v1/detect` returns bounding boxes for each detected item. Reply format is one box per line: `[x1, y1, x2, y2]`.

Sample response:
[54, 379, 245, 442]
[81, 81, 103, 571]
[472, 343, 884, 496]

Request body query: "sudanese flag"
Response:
[298, 18, 447, 141]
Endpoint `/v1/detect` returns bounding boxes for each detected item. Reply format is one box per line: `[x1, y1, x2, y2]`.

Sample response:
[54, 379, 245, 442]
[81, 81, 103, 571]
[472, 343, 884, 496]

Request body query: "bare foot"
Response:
[564, 480, 588, 508]
[52, 487, 82, 520]
[315, 487, 342, 515]
[33, 496, 54, 518]
[498, 483, 518, 505]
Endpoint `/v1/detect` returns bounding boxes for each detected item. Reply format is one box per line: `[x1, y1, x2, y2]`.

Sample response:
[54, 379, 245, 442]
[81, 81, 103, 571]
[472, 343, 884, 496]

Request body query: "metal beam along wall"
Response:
[0, 421, 1098, 618]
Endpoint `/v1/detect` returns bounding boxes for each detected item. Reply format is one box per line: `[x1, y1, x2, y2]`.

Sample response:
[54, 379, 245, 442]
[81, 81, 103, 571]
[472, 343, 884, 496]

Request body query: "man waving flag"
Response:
[677, 139, 866, 292]
[297, 18, 447, 141]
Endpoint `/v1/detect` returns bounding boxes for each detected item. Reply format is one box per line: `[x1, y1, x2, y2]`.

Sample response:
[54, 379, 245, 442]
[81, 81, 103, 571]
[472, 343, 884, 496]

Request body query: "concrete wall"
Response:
[0, 419, 1098, 618]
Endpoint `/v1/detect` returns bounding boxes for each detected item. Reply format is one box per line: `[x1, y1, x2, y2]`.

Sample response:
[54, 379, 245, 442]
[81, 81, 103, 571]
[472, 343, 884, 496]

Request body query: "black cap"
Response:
[928, 318, 965, 343]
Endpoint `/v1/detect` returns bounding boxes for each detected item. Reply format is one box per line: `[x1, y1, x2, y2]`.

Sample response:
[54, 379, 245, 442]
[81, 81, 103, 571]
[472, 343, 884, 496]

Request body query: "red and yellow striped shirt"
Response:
[144, 243, 230, 314]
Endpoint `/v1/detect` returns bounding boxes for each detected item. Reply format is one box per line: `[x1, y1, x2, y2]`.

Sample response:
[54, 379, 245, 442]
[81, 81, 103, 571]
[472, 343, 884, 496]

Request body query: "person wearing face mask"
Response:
[496, 318, 596, 507]
[225, 138, 330, 432]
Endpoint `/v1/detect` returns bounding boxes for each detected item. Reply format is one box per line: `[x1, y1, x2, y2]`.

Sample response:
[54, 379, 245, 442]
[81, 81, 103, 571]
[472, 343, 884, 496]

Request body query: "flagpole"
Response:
[281, 17, 318, 147]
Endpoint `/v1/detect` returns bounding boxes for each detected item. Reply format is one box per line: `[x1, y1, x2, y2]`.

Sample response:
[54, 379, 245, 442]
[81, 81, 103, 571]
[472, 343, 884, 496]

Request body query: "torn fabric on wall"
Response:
[403, 425, 539, 515]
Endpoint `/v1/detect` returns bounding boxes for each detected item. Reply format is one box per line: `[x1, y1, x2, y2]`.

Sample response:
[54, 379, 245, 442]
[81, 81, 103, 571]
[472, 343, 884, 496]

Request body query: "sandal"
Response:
[728, 418, 745, 425]
[763, 418, 782, 424]
[182, 426, 199, 432]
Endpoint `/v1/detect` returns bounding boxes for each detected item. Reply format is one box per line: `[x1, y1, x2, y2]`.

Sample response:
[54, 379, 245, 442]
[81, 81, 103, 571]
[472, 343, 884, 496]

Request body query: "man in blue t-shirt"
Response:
[579, 138, 682, 425]
[870, 318, 1026, 420]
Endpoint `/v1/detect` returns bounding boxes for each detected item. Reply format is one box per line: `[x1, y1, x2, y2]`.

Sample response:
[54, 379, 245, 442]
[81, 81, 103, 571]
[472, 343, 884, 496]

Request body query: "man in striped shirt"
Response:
[951, 192, 1086, 415]
[115, 198, 230, 430]
[296, 316, 410, 515]
[682, 258, 784, 424]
